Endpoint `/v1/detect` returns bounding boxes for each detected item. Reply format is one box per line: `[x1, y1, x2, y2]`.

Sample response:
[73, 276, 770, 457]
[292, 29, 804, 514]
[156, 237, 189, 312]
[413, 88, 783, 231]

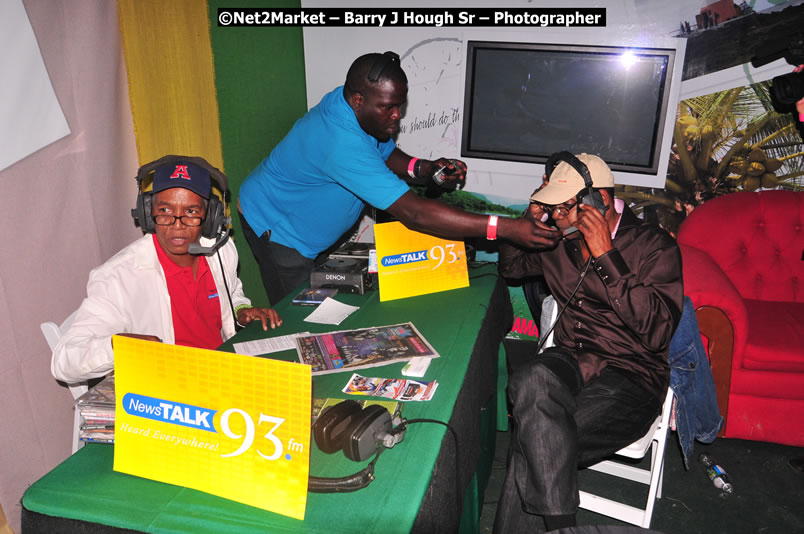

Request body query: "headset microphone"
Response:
[132, 155, 230, 251]
[188, 226, 231, 255]
[132, 155, 239, 330]
[367, 51, 400, 82]
[543, 151, 608, 236]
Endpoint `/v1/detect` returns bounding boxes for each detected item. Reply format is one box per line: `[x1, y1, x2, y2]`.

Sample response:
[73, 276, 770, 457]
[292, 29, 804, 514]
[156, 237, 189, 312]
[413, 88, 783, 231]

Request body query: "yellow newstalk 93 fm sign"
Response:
[112, 336, 312, 519]
[374, 221, 469, 301]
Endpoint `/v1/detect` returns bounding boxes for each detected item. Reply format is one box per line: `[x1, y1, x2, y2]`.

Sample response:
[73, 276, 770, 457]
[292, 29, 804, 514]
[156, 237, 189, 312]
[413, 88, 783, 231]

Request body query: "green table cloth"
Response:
[23, 264, 512, 533]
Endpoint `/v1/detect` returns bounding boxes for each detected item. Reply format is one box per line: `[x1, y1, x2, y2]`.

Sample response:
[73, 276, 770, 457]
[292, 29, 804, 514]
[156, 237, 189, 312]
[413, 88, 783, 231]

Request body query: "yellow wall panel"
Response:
[118, 0, 223, 170]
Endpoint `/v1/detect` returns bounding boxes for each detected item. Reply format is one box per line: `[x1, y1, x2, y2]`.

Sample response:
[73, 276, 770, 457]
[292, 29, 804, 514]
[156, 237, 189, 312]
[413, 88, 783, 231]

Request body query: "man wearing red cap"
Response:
[494, 153, 683, 532]
[52, 157, 281, 385]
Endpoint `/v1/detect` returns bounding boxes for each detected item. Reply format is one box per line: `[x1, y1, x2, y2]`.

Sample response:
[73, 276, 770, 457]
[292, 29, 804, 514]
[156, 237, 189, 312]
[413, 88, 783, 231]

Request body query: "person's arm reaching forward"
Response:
[386, 190, 562, 249]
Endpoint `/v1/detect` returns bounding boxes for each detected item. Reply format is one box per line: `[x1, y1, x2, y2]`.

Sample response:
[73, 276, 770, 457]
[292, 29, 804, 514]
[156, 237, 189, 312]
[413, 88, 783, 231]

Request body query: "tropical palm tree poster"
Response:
[618, 79, 804, 236]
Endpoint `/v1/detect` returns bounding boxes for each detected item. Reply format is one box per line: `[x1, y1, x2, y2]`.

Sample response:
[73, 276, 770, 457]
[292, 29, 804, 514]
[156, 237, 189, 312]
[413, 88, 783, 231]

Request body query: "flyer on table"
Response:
[113, 336, 312, 520]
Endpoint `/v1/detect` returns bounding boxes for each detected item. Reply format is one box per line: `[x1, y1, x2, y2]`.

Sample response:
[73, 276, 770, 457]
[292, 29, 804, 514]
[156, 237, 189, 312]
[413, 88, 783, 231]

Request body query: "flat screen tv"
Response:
[460, 40, 681, 186]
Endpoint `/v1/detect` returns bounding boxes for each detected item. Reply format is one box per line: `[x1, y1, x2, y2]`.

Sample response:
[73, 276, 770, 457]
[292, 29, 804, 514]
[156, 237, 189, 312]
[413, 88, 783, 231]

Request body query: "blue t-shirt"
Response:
[239, 86, 410, 259]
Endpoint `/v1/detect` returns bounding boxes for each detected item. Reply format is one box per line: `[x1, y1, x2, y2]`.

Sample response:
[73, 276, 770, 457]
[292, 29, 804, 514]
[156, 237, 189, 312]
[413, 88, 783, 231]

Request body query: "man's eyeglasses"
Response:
[530, 194, 582, 217]
[153, 215, 204, 227]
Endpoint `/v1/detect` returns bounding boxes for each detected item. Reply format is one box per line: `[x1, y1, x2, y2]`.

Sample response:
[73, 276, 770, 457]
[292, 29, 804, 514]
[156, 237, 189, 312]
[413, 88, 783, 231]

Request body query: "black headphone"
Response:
[131, 155, 230, 242]
[309, 400, 406, 493]
[367, 51, 400, 83]
[544, 151, 607, 215]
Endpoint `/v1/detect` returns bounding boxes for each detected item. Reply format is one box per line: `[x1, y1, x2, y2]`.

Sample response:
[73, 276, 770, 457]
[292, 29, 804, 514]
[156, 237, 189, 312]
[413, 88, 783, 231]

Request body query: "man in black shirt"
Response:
[495, 153, 683, 532]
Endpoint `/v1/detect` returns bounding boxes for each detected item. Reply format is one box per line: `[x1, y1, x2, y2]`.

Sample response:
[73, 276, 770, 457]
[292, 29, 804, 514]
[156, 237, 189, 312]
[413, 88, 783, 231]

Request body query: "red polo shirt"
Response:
[153, 235, 223, 350]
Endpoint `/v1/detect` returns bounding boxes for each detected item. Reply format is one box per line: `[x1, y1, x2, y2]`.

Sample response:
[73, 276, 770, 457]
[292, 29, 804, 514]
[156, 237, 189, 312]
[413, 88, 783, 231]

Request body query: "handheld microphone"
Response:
[188, 225, 231, 255]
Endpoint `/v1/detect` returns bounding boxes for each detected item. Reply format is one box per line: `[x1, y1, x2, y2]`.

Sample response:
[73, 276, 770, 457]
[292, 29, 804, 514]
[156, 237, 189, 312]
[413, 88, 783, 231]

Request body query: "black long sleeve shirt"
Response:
[498, 205, 684, 399]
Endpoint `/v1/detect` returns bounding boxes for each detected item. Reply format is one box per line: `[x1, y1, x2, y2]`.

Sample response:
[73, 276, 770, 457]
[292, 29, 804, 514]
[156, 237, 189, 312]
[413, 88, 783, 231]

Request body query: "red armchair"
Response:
[678, 190, 804, 446]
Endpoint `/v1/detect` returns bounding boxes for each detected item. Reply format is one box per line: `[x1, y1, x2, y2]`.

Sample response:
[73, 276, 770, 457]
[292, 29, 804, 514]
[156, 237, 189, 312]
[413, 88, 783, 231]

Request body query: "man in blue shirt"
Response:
[239, 51, 561, 304]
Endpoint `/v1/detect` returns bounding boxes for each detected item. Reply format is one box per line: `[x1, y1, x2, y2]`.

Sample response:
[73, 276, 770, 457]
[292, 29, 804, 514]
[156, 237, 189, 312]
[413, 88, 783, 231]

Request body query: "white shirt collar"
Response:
[611, 198, 625, 239]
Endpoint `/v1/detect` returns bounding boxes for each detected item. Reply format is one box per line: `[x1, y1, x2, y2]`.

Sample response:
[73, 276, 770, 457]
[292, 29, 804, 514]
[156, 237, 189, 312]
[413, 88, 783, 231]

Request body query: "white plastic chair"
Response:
[41, 311, 85, 454]
[578, 386, 675, 528]
[541, 295, 674, 528]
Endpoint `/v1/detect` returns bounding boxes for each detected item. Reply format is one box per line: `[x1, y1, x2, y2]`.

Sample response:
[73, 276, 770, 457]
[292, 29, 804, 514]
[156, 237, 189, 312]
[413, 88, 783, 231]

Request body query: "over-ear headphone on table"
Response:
[131, 155, 231, 255]
[309, 400, 406, 493]
[367, 51, 400, 83]
[544, 151, 608, 235]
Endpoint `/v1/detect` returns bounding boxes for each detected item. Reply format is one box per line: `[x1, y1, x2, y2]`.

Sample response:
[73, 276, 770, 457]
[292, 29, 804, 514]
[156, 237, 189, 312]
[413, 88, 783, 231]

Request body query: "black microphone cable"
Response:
[308, 449, 384, 493]
[535, 255, 593, 354]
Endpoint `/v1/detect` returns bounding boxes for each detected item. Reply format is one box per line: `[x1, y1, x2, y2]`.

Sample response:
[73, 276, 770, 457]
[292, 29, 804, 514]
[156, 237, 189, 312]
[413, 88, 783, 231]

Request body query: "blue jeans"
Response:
[239, 212, 315, 306]
[669, 296, 723, 468]
[493, 351, 662, 533]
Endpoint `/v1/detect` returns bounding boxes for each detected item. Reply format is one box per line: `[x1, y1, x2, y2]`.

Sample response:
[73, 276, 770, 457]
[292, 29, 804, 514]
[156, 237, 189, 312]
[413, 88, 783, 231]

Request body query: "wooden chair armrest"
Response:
[695, 305, 734, 438]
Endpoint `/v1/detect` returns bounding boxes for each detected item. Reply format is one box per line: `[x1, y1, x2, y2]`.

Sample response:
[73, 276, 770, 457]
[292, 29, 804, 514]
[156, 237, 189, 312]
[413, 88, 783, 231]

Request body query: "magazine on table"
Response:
[295, 322, 438, 375]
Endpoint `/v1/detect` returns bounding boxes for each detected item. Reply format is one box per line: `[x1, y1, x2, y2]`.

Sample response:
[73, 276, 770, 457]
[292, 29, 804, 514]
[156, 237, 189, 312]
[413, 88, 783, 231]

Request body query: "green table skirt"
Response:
[23, 264, 513, 533]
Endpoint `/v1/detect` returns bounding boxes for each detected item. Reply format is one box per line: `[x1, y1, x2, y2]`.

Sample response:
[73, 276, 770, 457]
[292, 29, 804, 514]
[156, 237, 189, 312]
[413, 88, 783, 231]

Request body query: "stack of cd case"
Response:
[75, 373, 115, 443]
[291, 287, 338, 306]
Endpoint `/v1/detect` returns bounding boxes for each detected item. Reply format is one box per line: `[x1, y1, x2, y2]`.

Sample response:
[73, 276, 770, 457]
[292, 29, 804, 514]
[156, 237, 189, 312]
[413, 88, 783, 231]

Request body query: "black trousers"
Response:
[493, 352, 662, 534]
[238, 212, 315, 306]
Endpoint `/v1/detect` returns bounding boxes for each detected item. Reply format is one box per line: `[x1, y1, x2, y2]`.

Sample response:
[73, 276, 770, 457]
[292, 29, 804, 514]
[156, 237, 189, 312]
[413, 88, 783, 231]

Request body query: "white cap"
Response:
[530, 153, 615, 205]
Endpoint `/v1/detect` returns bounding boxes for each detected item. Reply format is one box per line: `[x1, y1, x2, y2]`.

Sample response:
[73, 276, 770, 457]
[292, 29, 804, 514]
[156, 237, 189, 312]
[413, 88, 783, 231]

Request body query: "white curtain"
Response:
[0, 1, 139, 530]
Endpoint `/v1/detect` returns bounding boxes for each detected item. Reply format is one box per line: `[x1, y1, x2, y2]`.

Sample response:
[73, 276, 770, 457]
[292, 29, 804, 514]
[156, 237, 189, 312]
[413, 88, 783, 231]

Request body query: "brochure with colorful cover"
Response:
[342, 373, 438, 402]
[295, 322, 438, 375]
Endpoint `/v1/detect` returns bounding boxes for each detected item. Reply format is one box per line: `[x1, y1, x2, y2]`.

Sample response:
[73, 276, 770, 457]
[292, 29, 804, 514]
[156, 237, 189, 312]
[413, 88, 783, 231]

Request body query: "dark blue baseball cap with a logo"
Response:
[152, 162, 211, 199]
